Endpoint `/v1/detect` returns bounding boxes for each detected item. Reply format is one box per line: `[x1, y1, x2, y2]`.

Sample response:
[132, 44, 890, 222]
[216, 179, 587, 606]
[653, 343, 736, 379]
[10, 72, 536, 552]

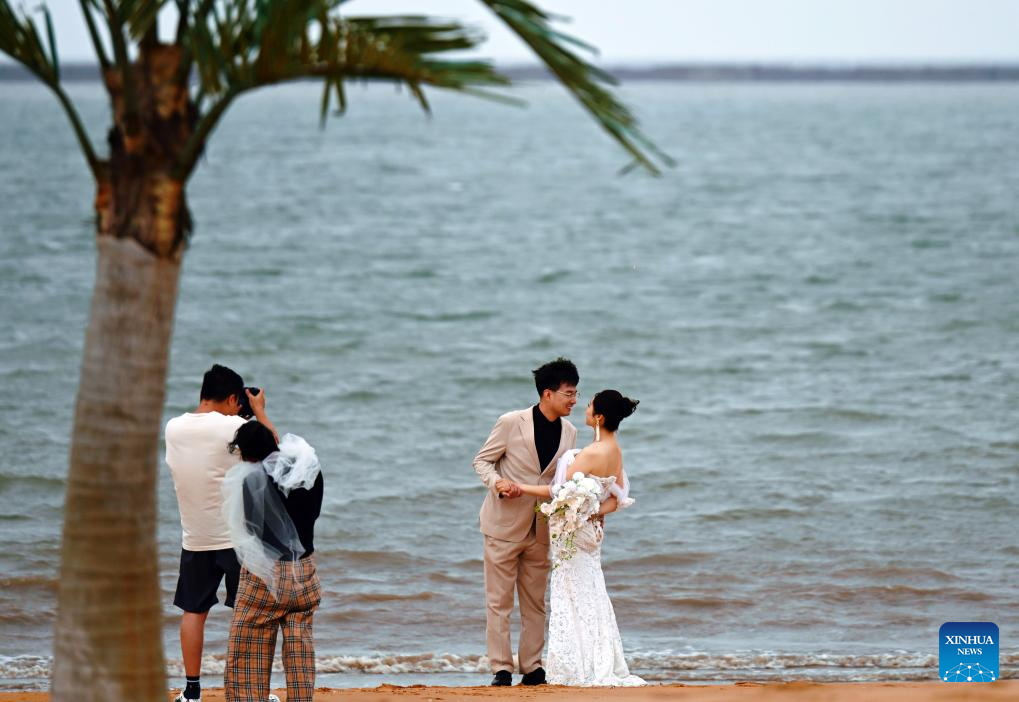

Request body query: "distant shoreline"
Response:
[3, 62, 1019, 83]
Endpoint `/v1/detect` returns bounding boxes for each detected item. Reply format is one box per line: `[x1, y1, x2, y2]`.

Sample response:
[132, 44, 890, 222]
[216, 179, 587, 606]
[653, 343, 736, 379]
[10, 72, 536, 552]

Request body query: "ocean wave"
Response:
[823, 408, 892, 422]
[0, 655, 50, 679]
[0, 610, 54, 625]
[753, 431, 845, 446]
[536, 269, 571, 284]
[337, 389, 383, 402]
[390, 310, 497, 323]
[700, 507, 804, 522]
[631, 650, 940, 671]
[829, 565, 959, 582]
[354, 484, 487, 508]
[337, 591, 435, 604]
[610, 552, 714, 569]
[313, 548, 431, 568]
[0, 474, 65, 488]
[426, 571, 474, 585]
[4, 650, 1016, 683]
[0, 575, 58, 591]
[752, 583, 994, 605]
[815, 585, 992, 604]
[660, 596, 756, 609]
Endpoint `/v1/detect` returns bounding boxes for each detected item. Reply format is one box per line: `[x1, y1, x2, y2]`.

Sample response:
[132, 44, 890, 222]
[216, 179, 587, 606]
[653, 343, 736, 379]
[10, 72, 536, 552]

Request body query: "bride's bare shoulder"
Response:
[572, 445, 613, 476]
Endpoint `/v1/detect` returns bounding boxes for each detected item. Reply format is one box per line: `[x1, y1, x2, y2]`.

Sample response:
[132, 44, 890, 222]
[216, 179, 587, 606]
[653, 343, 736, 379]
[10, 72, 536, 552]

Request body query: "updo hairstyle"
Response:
[592, 390, 639, 432]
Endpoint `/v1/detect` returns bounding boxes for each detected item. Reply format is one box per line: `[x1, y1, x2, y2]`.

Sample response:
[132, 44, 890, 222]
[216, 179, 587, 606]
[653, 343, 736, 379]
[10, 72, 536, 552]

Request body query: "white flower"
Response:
[572, 472, 585, 480]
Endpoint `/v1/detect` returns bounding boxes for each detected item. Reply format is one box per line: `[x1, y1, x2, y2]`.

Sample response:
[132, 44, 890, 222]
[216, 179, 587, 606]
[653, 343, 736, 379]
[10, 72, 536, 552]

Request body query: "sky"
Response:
[10, 0, 1019, 64]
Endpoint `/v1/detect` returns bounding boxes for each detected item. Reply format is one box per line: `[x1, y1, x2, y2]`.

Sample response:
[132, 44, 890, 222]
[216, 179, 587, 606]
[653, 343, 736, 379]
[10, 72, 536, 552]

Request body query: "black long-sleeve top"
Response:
[283, 473, 324, 559]
[243, 471, 324, 560]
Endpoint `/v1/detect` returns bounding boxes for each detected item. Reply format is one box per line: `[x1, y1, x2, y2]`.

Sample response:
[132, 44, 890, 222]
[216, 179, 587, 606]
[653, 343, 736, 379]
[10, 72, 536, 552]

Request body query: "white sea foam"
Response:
[4, 650, 1017, 687]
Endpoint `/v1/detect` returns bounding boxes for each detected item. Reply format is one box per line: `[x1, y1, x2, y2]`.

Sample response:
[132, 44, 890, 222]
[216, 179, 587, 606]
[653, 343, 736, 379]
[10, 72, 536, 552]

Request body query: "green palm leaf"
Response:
[0, 0, 57, 82]
[480, 0, 673, 173]
[184, 3, 507, 97]
[176, 4, 514, 176]
[121, 0, 173, 40]
[0, 1, 99, 174]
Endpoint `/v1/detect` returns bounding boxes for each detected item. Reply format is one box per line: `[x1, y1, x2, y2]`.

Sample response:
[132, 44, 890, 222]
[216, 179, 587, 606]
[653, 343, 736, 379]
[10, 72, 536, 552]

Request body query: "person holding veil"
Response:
[221, 421, 325, 702]
[501, 389, 646, 687]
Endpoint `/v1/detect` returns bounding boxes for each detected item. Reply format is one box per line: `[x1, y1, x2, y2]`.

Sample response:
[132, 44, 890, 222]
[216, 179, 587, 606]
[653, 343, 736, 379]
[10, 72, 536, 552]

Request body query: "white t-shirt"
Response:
[165, 411, 247, 551]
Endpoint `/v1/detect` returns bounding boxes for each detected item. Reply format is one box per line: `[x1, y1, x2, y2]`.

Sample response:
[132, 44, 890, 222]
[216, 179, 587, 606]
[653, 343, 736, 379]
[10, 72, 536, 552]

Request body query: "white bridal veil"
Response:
[222, 433, 321, 596]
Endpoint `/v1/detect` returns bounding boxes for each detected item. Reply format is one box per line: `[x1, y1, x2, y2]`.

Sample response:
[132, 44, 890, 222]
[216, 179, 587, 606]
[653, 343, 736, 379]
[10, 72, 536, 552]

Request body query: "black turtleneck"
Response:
[532, 404, 562, 472]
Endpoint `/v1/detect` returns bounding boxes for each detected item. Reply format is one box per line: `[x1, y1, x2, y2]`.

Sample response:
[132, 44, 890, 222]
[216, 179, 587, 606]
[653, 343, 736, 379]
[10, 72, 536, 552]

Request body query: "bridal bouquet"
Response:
[537, 472, 602, 565]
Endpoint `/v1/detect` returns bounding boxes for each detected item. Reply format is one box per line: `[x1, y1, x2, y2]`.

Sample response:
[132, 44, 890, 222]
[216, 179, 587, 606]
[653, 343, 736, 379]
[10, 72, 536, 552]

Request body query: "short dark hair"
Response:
[200, 364, 244, 403]
[532, 357, 579, 396]
[229, 421, 279, 463]
[592, 389, 639, 432]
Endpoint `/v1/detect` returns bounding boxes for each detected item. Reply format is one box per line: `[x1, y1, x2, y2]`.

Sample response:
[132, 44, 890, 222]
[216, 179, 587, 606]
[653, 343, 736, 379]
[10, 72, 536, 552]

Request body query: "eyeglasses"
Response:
[555, 390, 579, 400]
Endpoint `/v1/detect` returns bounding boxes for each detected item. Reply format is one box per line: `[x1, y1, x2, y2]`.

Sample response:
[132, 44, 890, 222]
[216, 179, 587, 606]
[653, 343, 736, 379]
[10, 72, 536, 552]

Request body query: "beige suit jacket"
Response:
[473, 407, 577, 544]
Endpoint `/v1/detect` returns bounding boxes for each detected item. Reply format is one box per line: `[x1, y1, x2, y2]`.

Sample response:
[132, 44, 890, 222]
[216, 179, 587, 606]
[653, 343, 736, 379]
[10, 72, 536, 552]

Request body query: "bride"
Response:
[506, 389, 646, 687]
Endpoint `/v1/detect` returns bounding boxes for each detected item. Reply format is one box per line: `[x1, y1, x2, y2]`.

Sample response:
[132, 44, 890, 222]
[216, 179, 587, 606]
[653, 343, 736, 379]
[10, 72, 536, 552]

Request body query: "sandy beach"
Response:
[1, 682, 1016, 702]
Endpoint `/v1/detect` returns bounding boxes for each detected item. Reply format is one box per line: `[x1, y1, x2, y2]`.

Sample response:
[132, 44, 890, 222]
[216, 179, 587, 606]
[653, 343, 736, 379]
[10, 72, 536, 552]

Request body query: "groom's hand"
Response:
[495, 479, 522, 499]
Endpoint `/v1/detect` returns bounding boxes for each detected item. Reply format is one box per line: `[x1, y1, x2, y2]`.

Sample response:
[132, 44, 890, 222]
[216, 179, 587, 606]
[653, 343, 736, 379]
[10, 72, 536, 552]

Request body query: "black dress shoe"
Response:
[520, 667, 546, 685]
[491, 670, 512, 686]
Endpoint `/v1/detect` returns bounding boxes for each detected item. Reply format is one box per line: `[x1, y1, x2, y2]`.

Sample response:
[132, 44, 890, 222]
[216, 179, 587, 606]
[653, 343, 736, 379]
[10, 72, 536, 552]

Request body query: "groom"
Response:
[472, 357, 579, 686]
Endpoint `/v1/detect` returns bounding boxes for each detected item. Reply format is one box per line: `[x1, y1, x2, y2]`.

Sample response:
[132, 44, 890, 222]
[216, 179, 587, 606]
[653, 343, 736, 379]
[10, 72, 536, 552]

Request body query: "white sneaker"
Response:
[174, 689, 275, 701]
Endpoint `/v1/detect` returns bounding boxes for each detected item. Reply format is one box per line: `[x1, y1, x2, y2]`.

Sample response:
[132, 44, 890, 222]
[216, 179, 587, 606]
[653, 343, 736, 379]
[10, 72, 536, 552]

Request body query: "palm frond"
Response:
[184, 3, 508, 98]
[110, 0, 173, 40]
[174, 1, 666, 177]
[479, 0, 673, 174]
[79, 0, 111, 68]
[174, 3, 516, 177]
[0, 1, 100, 176]
[0, 0, 58, 82]
[41, 4, 59, 79]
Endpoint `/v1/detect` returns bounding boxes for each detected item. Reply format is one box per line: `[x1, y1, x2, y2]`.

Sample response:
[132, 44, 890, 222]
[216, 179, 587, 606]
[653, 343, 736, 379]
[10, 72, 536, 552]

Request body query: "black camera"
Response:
[237, 386, 261, 419]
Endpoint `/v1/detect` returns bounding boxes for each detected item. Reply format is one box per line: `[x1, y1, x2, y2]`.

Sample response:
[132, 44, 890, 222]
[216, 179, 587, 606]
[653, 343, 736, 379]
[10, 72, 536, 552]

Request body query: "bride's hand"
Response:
[495, 479, 522, 499]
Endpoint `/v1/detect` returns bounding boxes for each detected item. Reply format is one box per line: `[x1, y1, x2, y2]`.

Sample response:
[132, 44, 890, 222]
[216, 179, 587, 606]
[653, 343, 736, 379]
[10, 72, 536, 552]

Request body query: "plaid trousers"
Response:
[226, 556, 322, 702]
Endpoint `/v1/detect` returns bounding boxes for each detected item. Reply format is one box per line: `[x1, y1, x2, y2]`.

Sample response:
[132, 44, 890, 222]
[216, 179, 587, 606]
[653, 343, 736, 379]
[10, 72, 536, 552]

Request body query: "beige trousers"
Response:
[483, 530, 549, 674]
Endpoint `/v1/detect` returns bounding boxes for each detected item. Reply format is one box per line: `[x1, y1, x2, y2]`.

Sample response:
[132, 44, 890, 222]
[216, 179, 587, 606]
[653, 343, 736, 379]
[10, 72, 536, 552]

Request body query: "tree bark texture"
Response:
[52, 43, 193, 702]
[52, 237, 181, 701]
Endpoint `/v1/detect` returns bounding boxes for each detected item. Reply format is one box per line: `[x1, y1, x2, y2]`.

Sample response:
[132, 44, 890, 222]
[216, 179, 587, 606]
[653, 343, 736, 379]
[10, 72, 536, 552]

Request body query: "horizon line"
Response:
[3, 61, 1019, 83]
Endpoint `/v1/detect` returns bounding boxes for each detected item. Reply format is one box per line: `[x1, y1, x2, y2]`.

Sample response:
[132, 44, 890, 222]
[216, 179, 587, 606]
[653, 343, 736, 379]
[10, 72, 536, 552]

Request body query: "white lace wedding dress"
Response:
[546, 449, 646, 686]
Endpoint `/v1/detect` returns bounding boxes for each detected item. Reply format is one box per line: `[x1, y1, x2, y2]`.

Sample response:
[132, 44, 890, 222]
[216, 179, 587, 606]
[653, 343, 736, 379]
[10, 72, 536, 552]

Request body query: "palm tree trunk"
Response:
[52, 43, 193, 702]
[52, 235, 181, 701]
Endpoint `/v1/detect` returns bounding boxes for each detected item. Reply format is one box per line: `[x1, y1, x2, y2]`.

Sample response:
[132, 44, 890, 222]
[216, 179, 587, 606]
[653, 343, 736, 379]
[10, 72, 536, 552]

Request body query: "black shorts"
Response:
[173, 548, 241, 613]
